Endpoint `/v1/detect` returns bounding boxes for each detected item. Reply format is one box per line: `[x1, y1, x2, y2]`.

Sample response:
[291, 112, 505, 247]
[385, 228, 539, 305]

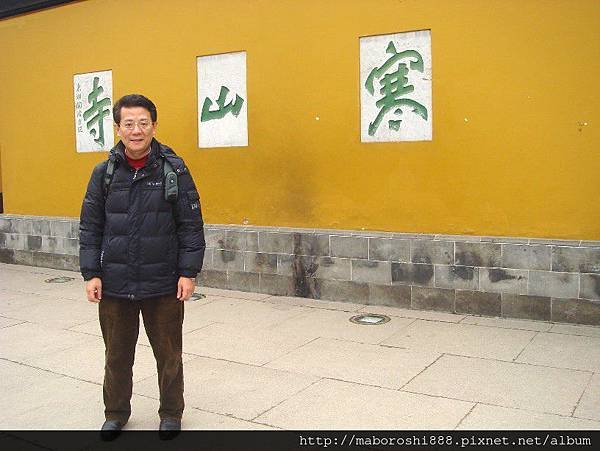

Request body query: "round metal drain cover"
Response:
[349, 313, 391, 325]
[189, 292, 206, 302]
[45, 276, 75, 283]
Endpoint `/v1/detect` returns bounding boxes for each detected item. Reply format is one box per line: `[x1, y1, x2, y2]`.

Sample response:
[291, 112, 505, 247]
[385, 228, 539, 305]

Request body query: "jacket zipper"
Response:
[132, 169, 139, 181]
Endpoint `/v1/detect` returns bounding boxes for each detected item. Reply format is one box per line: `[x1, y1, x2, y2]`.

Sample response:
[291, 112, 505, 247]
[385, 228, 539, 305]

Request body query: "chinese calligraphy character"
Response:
[365, 41, 428, 136]
[83, 77, 111, 146]
[76, 83, 84, 133]
[200, 85, 244, 122]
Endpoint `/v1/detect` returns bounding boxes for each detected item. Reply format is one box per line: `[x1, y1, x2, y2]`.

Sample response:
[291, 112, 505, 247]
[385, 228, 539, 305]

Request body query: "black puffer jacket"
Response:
[79, 138, 205, 300]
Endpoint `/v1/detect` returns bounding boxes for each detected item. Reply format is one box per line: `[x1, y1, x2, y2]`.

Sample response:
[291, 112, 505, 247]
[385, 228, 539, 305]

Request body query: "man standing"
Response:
[79, 94, 205, 440]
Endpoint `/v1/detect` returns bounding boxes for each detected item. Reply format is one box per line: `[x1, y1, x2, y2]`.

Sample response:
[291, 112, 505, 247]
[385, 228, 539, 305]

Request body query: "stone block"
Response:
[581, 274, 600, 301]
[32, 219, 51, 236]
[259, 274, 296, 296]
[351, 260, 391, 285]
[246, 231, 259, 252]
[502, 244, 551, 270]
[435, 265, 479, 290]
[368, 284, 411, 308]
[501, 294, 551, 321]
[202, 248, 213, 270]
[64, 238, 79, 255]
[5, 233, 26, 251]
[455, 242, 501, 267]
[368, 238, 410, 262]
[551, 298, 600, 326]
[292, 233, 329, 256]
[411, 240, 453, 264]
[455, 290, 501, 316]
[330, 235, 368, 259]
[480, 268, 527, 294]
[205, 229, 226, 248]
[412, 287, 455, 312]
[50, 220, 74, 238]
[0, 248, 15, 264]
[258, 232, 294, 254]
[54, 254, 79, 271]
[291, 275, 320, 299]
[227, 271, 260, 292]
[278, 255, 351, 281]
[212, 250, 244, 271]
[197, 269, 227, 288]
[27, 235, 43, 252]
[13, 249, 34, 266]
[391, 262, 434, 287]
[528, 270, 578, 299]
[318, 279, 369, 303]
[0, 218, 11, 233]
[244, 252, 278, 274]
[10, 218, 33, 235]
[32, 252, 57, 269]
[552, 247, 600, 274]
[41, 236, 64, 254]
[220, 230, 248, 251]
[70, 221, 80, 239]
[0, 232, 6, 247]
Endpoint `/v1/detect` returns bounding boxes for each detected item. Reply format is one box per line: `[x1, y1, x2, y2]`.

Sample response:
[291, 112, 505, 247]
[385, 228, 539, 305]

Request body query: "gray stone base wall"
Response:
[2, 214, 600, 326]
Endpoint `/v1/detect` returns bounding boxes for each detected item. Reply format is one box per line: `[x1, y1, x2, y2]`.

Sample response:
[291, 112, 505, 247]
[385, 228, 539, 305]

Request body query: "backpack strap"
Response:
[162, 157, 178, 203]
[103, 158, 117, 199]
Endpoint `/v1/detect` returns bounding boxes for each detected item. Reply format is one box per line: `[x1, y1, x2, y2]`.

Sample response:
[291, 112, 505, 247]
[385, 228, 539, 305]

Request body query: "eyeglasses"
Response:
[119, 119, 153, 131]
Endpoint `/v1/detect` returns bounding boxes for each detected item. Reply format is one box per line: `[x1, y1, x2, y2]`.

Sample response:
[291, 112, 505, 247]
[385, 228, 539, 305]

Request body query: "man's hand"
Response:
[86, 277, 102, 303]
[177, 277, 195, 301]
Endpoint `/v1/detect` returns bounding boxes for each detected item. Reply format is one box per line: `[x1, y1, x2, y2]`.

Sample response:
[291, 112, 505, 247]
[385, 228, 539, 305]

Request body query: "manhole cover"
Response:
[349, 313, 391, 325]
[189, 292, 206, 302]
[45, 276, 75, 283]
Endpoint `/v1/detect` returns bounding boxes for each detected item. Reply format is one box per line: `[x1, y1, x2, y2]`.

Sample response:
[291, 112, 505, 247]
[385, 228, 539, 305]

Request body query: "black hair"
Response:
[112, 94, 157, 124]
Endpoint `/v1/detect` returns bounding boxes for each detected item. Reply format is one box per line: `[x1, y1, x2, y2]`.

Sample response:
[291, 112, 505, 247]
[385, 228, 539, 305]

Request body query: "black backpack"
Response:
[103, 155, 178, 203]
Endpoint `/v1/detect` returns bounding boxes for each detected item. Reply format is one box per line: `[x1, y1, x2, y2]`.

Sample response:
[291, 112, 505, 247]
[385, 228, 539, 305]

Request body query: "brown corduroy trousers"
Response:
[99, 294, 184, 423]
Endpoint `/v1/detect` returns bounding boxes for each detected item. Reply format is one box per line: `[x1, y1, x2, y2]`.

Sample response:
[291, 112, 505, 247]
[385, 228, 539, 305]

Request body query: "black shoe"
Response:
[100, 419, 125, 441]
[158, 418, 181, 440]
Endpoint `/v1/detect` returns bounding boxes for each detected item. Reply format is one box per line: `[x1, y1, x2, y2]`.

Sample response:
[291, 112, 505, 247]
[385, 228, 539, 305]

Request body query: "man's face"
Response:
[116, 106, 156, 157]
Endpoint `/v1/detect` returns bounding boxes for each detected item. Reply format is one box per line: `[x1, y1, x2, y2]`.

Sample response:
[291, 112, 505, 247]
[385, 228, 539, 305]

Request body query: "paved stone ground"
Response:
[1, 263, 599, 430]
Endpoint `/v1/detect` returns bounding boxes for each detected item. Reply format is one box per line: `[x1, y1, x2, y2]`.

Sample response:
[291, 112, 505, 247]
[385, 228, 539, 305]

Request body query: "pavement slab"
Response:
[265, 337, 441, 389]
[0, 322, 98, 364]
[265, 295, 366, 312]
[269, 308, 415, 345]
[0, 316, 26, 329]
[255, 378, 474, 430]
[460, 316, 553, 332]
[358, 304, 465, 323]
[548, 323, 600, 338]
[134, 356, 318, 421]
[181, 322, 318, 365]
[573, 373, 600, 422]
[457, 404, 600, 430]
[403, 355, 591, 416]
[187, 296, 309, 330]
[516, 332, 600, 372]
[4, 296, 97, 330]
[381, 320, 537, 361]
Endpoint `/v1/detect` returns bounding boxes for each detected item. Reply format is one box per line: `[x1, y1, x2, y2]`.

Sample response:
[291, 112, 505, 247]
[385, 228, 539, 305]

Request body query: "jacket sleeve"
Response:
[79, 162, 107, 281]
[174, 167, 206, 278]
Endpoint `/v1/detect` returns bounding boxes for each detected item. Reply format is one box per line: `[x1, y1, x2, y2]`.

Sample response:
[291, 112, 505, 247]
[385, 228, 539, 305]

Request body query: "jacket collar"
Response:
[111, 138, 161, 167]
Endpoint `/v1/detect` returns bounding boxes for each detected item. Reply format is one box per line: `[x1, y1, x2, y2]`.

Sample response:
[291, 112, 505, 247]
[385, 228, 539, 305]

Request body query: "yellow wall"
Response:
[0, 0, 598, 239]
